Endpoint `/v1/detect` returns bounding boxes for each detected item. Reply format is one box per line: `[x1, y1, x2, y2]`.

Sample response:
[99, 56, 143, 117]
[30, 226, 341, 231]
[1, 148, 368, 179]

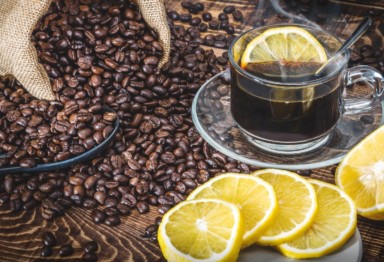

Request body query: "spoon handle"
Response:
[315, 17, 372, 76]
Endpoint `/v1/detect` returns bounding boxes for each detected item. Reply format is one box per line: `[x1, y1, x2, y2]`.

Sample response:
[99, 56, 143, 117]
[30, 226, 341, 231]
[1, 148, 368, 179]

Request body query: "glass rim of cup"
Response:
[228, 23, 350, 88]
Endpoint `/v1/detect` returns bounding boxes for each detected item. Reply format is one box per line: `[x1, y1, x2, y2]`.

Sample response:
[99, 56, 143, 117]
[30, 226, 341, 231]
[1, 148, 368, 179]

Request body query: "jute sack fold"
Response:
[0, 0, 171, 100]
[137, 0, 171, 68]
[0, 0, 54, 100]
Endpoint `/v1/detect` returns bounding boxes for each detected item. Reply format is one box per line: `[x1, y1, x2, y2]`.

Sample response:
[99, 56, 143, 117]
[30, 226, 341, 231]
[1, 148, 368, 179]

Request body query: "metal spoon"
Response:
[0, 108, 119, 175]
[315, 16, 372, 76]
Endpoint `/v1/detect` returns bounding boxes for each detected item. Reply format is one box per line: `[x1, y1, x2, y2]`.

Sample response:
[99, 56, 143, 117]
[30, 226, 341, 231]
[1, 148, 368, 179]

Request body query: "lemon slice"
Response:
[241, 26, 327, 67]
[251, 169, 317, 245]
[187, 173, 277, 248]
[158, 199, 244, 262]
[278, 179, 357, 259]
[336, 125, 384, 220]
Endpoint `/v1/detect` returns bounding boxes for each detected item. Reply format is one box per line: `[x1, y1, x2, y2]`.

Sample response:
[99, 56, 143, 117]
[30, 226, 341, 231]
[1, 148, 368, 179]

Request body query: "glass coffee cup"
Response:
[229, 24, 384, 155]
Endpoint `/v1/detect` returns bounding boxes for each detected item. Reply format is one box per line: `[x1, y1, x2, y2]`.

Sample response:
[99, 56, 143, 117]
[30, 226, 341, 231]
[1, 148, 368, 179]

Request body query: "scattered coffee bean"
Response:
[232, 10, 244, 21]
[83, 241, 99, 253]
[208, 21, 220, 30]
[105, 215, 120, 226]
[360, 115, 374, 125]
[179, 13, 192, 22]
[41, 246, 53, 257]
[223, 5, 235, 14]
[42, 232, 57, 247]
[92, 209, 107, 224]
[59, 244, 74, 257]
[195, 3, 204, 12]
[190, 17, 202, 26]
[218, 13, 228, 21]
[202, 12, 212, 21]
[82, 252, 98, 262]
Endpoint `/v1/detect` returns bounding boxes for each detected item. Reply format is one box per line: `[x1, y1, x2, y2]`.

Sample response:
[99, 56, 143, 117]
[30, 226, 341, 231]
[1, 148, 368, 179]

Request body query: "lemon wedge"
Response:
[336, 125, 384, 220]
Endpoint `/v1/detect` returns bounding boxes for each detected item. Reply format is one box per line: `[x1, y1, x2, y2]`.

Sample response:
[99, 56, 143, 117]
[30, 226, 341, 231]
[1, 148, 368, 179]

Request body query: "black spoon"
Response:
[0, 108, 119, 175]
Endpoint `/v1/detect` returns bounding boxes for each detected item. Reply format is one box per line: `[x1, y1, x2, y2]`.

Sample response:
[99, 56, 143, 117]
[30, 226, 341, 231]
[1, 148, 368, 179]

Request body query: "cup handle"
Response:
[343, 65, 384, 114]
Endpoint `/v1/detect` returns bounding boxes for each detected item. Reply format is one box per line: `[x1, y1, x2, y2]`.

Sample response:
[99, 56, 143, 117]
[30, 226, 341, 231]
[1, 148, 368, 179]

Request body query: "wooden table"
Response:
[1, 0, 384, 261]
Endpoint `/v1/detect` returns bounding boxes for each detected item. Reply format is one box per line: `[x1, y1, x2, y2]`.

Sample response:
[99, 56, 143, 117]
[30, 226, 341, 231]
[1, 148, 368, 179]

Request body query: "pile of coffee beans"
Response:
[167, 2, 244, 47]
[0, 93, 117, 168]
[0, 0, 256, 228]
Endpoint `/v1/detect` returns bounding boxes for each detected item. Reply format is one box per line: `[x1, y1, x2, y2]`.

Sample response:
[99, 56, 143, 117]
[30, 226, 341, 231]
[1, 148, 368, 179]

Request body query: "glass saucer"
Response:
[191, 69, 384, 170]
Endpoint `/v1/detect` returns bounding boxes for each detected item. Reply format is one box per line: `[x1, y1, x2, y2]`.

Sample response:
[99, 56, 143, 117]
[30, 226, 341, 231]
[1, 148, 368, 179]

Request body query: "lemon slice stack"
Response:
[157, 170, 357, 261]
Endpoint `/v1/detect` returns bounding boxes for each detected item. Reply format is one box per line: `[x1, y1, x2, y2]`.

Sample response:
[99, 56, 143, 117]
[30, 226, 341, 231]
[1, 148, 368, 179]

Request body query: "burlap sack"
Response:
[137, 0, 171, 68]
[0, 0, 170, 100]
[0, 0, 55, 100]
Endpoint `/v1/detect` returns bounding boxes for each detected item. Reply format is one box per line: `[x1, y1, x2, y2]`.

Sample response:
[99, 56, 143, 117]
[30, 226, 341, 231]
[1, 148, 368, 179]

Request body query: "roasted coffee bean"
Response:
[4, 176, 13, 193]
[218, 13, 228, 21]
[83, 198, 98, 209]
[59, 244, 74, 257]
[197, 22, 208, 32]
[158, 204, 170, 214]
[117, 203, 131, 215]
[232, 10, 244, 21]
[168, 10, 179, 21]
[83, 241, 99, 253]
[39, 182, 53, 193]
[190, 17, 202, 26]
[226, 25, 235, 34]
[94, 191, 106, 205]
[208, 20, 219, 30]
[195, 3, 204, 12]
[23, 199, 38, 210]
[181, 2, 192, 9]
[202, 12, 212, 21]
[42, 232, 57, 247]
[105, 197, 118, 208]
[105, 215, 120, 226]
[92, 209, 106, 224]
[10, 199, 22, 212]
[179, 13, 192, 22]
[82, 252, 98, 262]
[360, 115, 374, 125]
[213, 40, 226, 48]
[137, 200, 149, 214]
[223, 5, 235, 14]
[41, 246, 52, 257]
[296, 170, 311, 176]
[104, 207, 118, 217]
[144, 224, 158, 237]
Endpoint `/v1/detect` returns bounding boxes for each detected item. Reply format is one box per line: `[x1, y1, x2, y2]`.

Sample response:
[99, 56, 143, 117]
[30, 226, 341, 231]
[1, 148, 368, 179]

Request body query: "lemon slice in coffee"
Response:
[240, 26, 327, 77]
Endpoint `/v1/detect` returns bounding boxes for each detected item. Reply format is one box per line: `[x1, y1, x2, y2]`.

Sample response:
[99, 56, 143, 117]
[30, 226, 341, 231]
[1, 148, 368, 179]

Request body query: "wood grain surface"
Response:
[1, 0, 384, 261]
